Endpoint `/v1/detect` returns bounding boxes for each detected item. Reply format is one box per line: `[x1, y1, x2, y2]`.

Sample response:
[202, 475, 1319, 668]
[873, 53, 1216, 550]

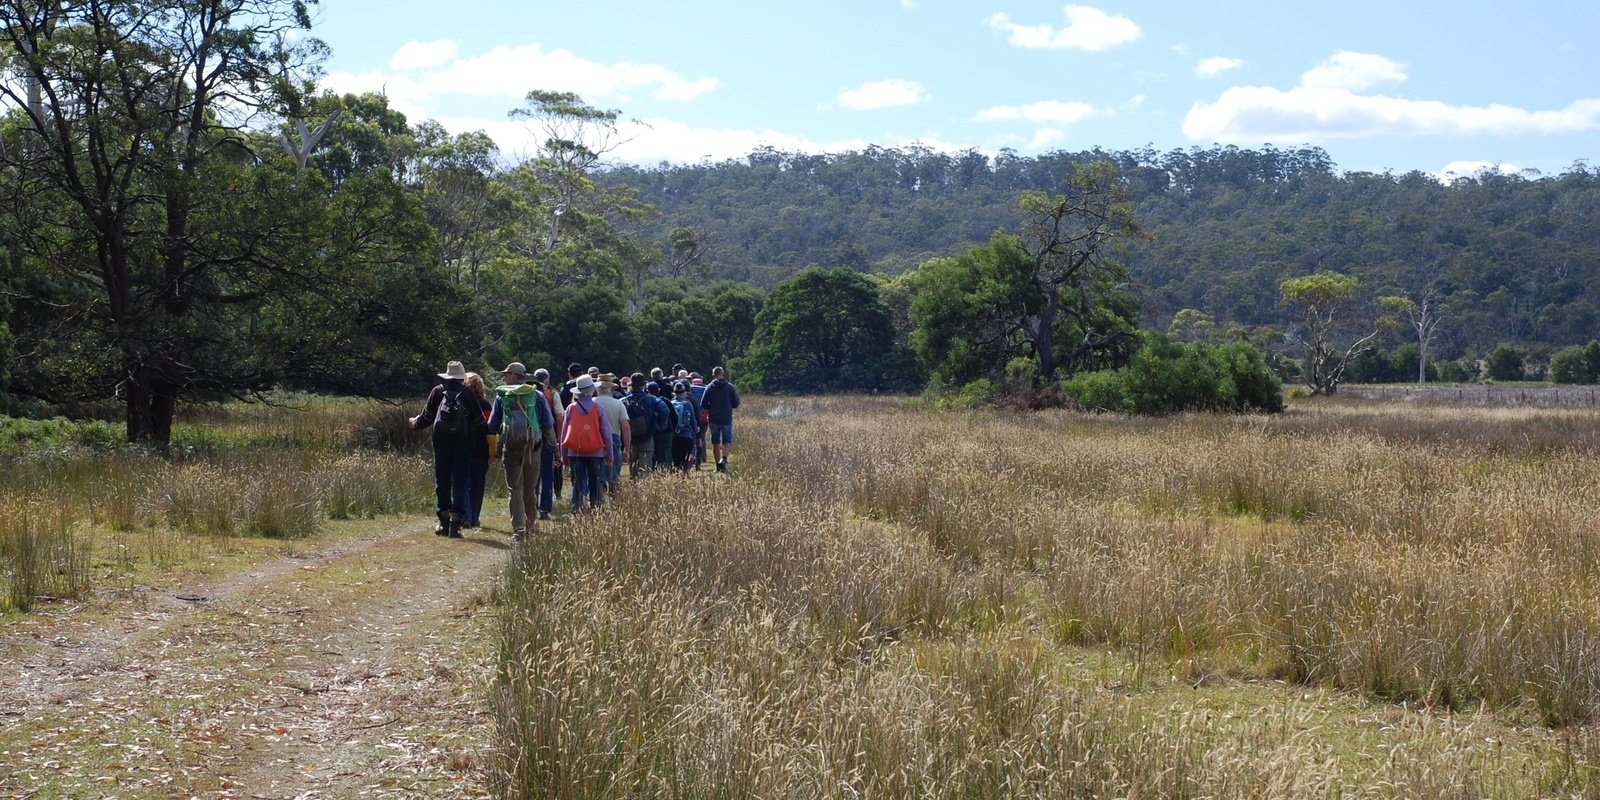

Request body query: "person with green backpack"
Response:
[488, 362, 556, 540]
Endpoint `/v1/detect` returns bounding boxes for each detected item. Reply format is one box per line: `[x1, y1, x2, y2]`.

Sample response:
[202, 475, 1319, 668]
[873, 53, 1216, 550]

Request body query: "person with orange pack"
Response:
[557, 374, 615, 511]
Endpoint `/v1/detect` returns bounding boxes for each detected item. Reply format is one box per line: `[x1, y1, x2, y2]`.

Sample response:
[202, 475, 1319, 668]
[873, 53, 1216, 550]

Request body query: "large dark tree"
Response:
[0, 0, 468, 442]
[739, 267, 907, 392]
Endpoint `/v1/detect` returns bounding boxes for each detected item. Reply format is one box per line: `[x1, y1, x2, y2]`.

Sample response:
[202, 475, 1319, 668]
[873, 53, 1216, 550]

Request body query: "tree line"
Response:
[6, 0, 1595, 442]
[602, 143, 1600, 372]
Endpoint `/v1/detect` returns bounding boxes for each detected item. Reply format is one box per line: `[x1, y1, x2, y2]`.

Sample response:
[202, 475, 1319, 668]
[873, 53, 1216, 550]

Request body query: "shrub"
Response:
[1485, 343, 1525, 381]
[1436, 359, 1475, 383]
[1551, 345, 1592, 384]
[1062, 334, 1283, 415]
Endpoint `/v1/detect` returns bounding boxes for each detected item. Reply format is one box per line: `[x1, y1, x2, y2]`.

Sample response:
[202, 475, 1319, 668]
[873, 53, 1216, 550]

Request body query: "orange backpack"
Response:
[560, 401, 606, 453]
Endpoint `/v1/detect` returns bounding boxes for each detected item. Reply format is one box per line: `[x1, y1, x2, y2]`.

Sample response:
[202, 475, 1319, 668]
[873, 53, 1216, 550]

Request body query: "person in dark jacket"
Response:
[646, 381, 674, 469]
[409, 361, 488, 538]
[624, 372, 668, 480]
[462, 372, 495, 529]
[531, 367, 561, 520]
[700, 365, 741, 473]
[669, 381, 701, 471]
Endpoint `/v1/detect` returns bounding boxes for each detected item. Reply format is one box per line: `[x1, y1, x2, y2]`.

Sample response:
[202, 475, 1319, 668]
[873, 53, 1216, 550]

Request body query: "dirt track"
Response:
[1, 514, 514, 799]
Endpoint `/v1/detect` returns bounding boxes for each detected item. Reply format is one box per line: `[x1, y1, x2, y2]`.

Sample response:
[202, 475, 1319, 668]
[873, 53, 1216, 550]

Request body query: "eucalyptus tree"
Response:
[1280, 271, 1378, 395]
[0, 0, 466, 442]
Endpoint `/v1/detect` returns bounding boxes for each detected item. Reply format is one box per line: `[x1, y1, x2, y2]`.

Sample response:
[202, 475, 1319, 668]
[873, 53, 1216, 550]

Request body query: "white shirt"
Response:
[594, 393, 628, 438]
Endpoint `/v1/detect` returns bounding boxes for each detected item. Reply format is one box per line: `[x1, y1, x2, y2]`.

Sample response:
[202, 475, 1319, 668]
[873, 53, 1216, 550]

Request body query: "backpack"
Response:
[622, 393, 651, 439]
[433, 385, 469, 443]
[560, 401, 606, 453]
[672, 398, 695, 436]
[652, 395, 673, 435]
[501, 393, 535, 449]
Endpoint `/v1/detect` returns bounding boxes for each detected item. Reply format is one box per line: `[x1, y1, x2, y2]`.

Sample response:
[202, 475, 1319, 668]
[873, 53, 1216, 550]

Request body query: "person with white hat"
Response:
[557, 374, 615, 511]
[409, 360, 488, 538]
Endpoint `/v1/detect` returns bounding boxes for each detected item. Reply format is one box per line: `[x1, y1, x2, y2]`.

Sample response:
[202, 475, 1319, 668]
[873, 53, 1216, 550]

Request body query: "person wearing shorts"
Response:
[699, 365, 741, 473]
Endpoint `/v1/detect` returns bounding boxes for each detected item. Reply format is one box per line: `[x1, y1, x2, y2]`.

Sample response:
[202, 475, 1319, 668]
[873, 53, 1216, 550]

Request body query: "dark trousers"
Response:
[568, 456, 606, 509]
[432, 441, 474, 520]
[672, 436, 695, 471]
[653, 431, 673, 468]
[467, 453, 489, 526]
[538, 445, 556, 514]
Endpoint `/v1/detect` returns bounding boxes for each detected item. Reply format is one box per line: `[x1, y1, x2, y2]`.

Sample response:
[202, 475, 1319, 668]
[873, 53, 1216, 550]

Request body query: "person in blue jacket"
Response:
[700, 365, 741, 473]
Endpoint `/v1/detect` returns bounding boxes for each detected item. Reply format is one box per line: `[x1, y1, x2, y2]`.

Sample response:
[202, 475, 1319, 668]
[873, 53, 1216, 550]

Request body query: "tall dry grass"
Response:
[491, 396, 1600, 797]
[0, 397, 437, 612]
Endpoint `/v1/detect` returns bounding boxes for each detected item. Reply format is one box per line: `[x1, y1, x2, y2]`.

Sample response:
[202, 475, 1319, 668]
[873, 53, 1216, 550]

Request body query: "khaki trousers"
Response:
[504, 444, 541, 533]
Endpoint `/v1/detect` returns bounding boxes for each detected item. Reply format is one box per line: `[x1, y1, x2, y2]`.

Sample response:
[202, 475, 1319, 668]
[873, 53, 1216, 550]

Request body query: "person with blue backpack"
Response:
[646, 381, 675, 469]
[488, 361, 556, 540]
[624, 372, 669, 480]
[670, 381, 701, 471]
[409, 361, 489, 538]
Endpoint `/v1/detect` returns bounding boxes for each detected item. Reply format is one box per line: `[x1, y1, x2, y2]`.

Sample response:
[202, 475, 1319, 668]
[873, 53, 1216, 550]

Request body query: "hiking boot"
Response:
[538, 511, 550, 521]
[435, 513, 449, 536]
[512, 528, 526, 542]
[716, 459, 727, 473]
[446, 511, 464, 538]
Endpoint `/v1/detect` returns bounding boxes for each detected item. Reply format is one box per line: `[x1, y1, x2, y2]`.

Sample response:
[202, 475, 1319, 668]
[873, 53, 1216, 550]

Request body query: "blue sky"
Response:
[316, 0, 1599, 178]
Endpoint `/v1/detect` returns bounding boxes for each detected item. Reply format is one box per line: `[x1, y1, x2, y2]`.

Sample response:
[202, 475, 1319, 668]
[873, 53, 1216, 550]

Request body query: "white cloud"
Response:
[1184, 49, 1600, 142]
[1434, 160, 1522, 182]
[901, 0, 919, 8]
[653, 77, 721, 102]
[390, 40, 458, 71]
[1195, 57, 1245, 78]
[1183, 86, 1600, 141]
[326, 41, 720, 115]
[1029, 128, 1066, 148]
[987, 6, 1142, 52]
[1300, 51, 1406, 91]
[839, 79, 929, 110]
[974, 100, 1097, 124]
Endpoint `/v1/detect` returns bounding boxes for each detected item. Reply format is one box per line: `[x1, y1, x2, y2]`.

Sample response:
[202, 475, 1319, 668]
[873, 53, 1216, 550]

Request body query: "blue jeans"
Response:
[568, 456, 606, 509]
[609, 434, 624, 484]
[432, 441, 474, 520]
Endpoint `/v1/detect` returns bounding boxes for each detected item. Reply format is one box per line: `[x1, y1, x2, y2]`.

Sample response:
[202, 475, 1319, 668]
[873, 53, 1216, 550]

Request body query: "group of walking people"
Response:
[409, 359, 741, 539]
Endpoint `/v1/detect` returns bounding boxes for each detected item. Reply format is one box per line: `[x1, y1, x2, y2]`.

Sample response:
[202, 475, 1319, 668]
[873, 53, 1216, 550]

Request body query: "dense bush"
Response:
[0, 416, 124, 455]
[1344, 343, 1439, 384]
[1485, 343, 1526, 381]
[1061, 334, 1284, 415]
[1549, 341, 1600, 384]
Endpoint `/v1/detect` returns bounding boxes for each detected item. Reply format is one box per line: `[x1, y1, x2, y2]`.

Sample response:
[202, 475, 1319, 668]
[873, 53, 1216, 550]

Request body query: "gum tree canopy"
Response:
[0, 0, 465, 443]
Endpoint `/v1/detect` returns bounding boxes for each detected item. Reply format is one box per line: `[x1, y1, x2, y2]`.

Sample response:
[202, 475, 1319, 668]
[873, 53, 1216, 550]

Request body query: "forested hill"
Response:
[601, 145, 1600, 359]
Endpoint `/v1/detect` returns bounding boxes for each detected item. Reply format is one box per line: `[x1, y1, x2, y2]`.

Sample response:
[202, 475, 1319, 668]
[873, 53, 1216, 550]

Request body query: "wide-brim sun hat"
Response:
[438, 361, 468, 380]
[574, 374, 597, 394]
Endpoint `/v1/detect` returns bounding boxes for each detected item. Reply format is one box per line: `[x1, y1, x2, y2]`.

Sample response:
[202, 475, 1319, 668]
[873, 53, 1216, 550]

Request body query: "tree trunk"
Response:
[1034, 290, 1060, 384]
[123, 366, 176, 446]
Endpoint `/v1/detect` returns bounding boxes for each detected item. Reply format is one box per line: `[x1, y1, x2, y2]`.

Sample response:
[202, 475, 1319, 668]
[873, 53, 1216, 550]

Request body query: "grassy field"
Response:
[492, 396, 1600, 798]
[0, 396, 440, 614]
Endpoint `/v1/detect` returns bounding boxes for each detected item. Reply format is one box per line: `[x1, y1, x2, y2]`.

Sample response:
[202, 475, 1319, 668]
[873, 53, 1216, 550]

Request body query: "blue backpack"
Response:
[672, 398, 695, 436]
[650, 394, 673, 435]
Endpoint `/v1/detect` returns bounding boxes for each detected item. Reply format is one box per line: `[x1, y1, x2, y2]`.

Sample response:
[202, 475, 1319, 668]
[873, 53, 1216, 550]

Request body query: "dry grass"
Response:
[0, 397, 436, 613]
[490, 395, 1600, 797]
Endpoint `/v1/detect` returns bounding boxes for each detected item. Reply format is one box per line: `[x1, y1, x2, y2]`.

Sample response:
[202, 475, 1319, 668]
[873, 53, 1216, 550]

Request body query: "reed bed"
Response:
[491, 396, 1600, 797]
